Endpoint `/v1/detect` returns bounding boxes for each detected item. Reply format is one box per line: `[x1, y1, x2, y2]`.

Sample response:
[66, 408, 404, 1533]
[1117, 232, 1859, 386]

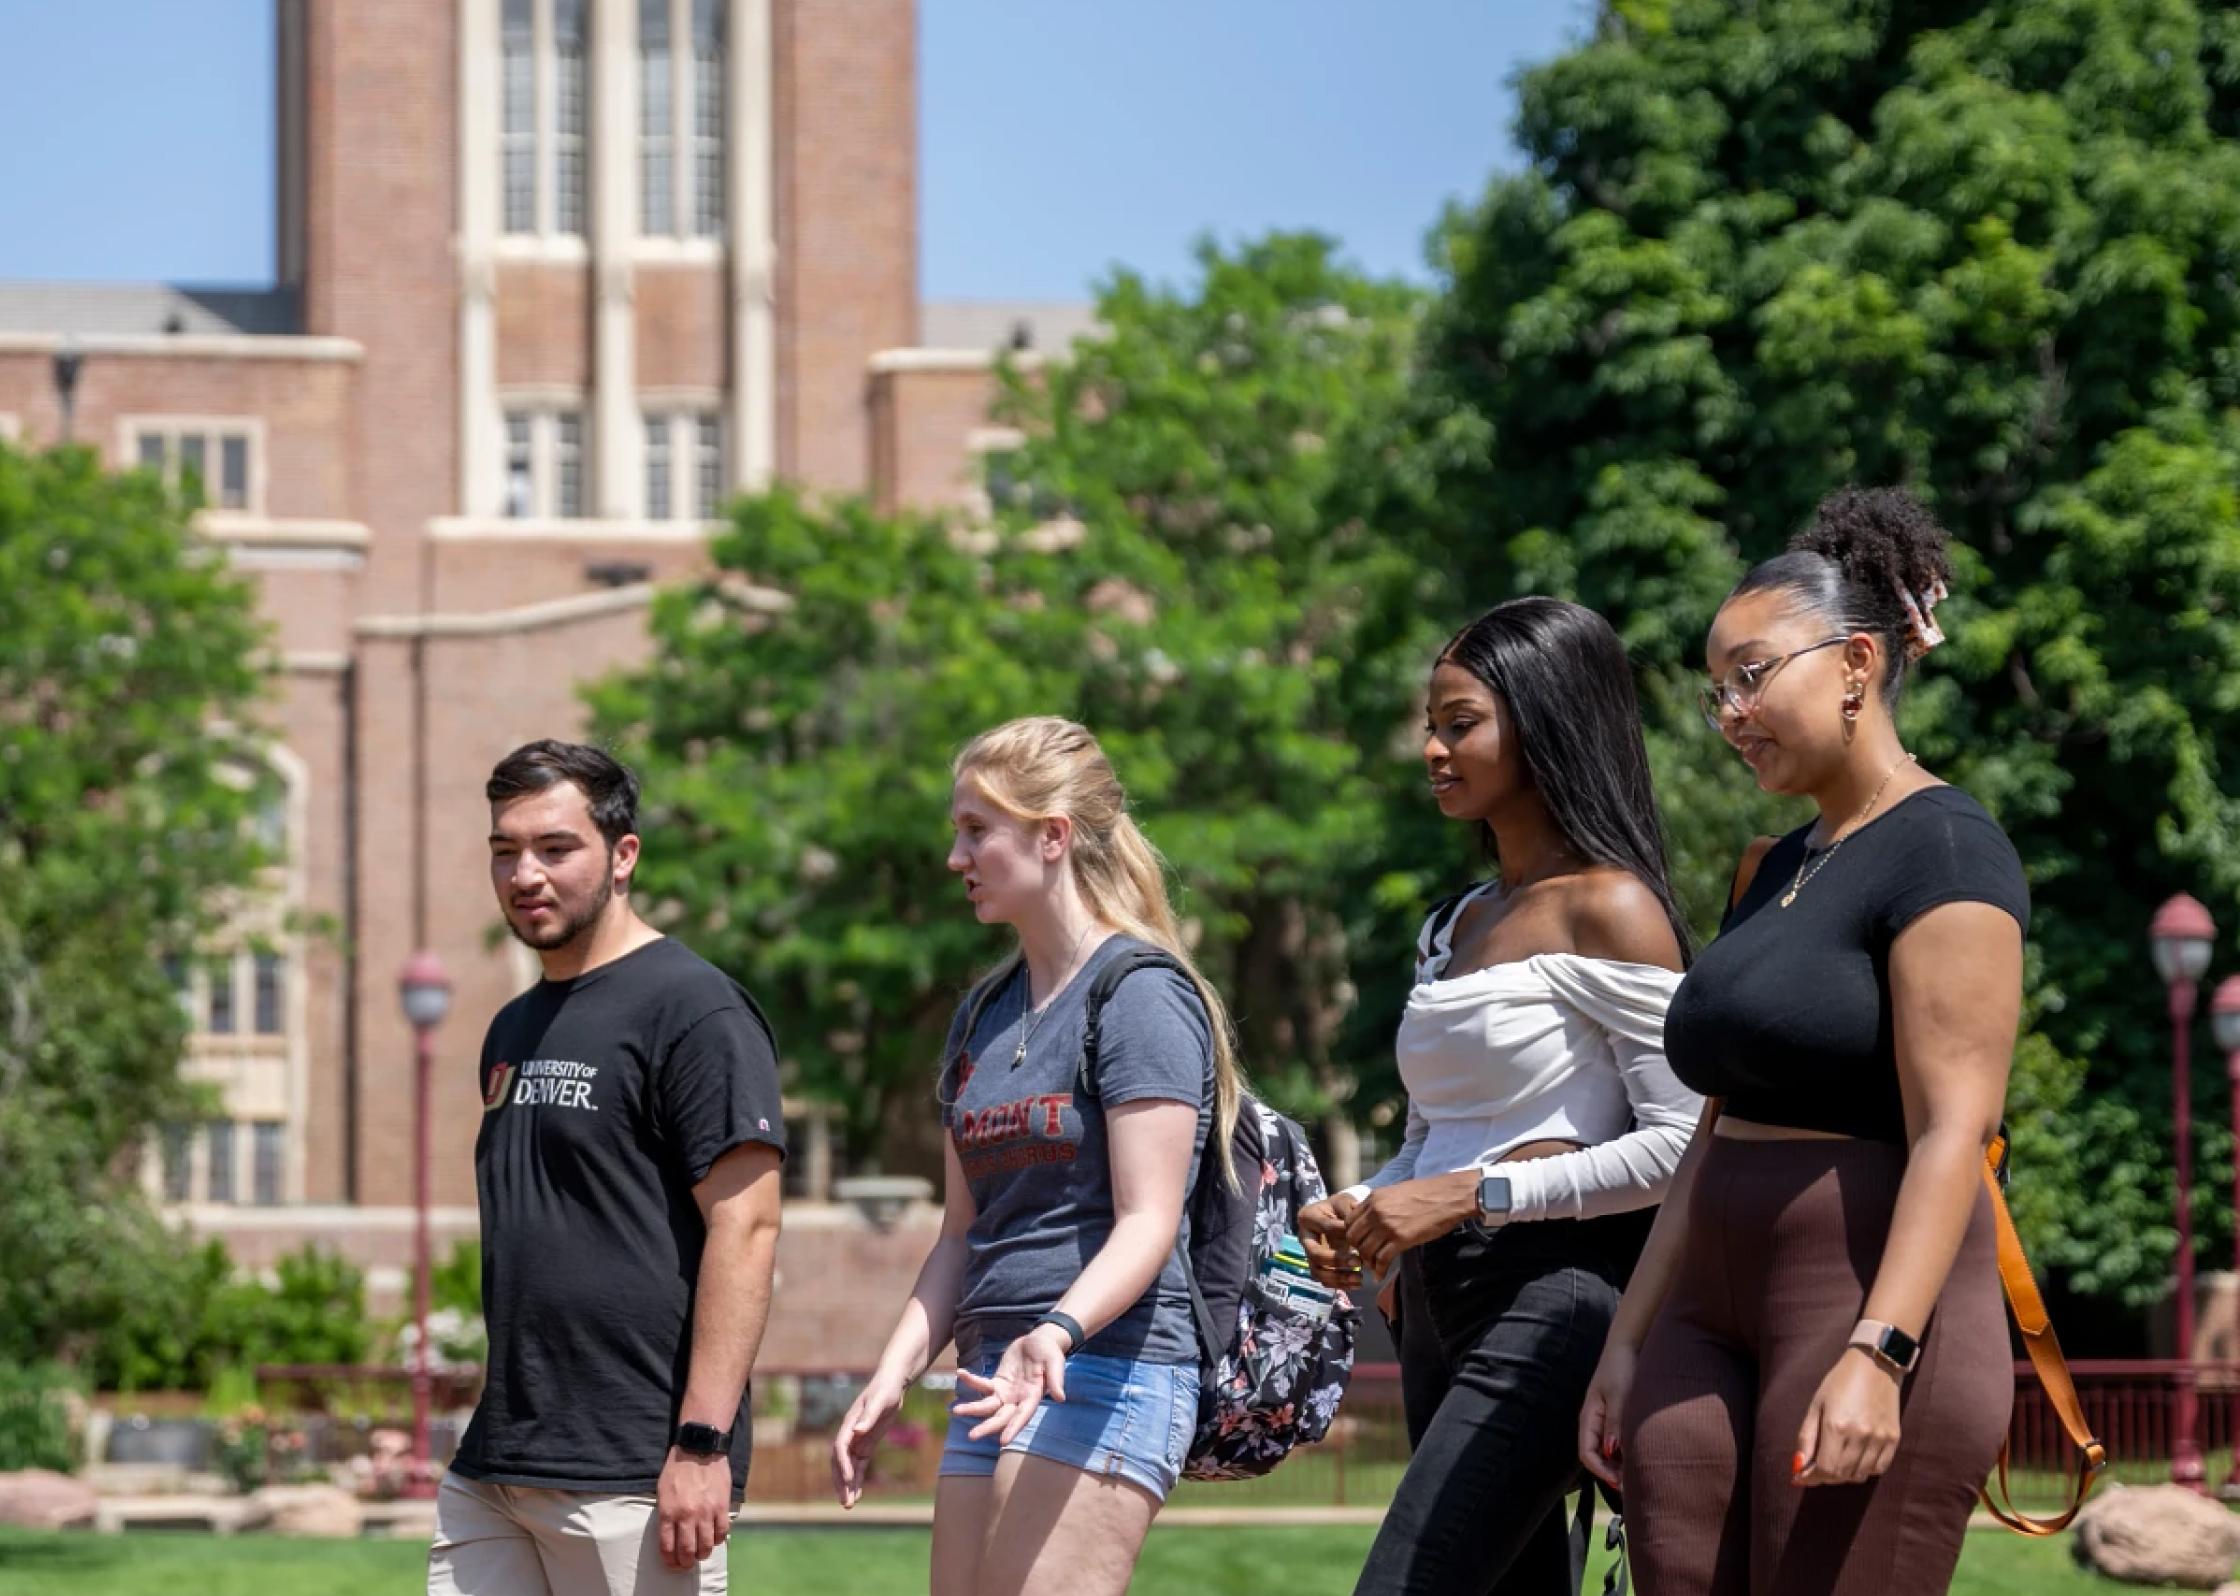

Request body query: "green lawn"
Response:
[0, 1523, 2128, 1595]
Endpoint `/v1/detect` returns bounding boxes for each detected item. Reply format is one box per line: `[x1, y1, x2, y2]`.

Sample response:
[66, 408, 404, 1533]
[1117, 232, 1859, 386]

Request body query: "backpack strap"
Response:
[1076, 946, 1195, 1101]
[1977, 1130, 2105, 1535]
[1075, 945, 1234, 1362]
[1181, 1230, 1229, 1363]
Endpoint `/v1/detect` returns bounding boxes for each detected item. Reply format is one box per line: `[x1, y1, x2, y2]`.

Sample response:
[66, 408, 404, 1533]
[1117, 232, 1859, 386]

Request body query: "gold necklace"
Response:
[1780, 754, 1916, 909]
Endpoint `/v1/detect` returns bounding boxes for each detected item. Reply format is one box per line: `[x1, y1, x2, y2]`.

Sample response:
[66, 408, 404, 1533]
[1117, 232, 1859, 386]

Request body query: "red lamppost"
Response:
[398, 950, 453, 1500]
[2152, 893, 2218, 1490]
[2213, 975, 2240, 1497]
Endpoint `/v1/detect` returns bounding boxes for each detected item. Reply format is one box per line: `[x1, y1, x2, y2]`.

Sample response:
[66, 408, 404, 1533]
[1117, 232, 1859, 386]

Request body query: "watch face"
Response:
[676, 1422, 727, 1455]
[1882, 1328, 1921, 1368]
[1477, 1174, 1511, 1218]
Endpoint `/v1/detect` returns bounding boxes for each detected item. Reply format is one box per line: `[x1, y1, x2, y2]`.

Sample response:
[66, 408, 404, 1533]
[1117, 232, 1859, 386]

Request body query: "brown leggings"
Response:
[1619, 1137, 2011, 1596]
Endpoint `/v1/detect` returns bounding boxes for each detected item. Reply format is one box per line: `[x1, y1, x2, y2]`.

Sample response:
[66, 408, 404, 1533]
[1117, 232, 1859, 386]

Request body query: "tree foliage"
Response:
[0, 442, 279, 1363]
[1410, 0, 2240, 1302]
[596, 238, 1439, 1174]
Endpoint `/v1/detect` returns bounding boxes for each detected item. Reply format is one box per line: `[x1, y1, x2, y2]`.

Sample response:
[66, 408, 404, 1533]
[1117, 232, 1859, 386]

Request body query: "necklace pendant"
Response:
[1780, 890, 1798, 908]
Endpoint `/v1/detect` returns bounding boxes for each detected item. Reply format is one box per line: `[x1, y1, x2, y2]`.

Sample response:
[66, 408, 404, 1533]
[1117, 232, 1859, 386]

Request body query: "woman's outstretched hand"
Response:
[952, 1322, 1073, 1446]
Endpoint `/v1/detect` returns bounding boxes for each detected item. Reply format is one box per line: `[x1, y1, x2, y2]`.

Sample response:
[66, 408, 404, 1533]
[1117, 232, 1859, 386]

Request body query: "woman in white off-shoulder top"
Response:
[1298, 598, 1704, 1596]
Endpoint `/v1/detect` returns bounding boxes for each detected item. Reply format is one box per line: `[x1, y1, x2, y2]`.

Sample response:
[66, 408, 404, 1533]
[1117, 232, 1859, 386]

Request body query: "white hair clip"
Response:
[1898, 577, 1948, 660]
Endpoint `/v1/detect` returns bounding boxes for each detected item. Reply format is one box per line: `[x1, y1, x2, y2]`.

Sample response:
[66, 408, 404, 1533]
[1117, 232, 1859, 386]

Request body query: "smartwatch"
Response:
[672, 1421, 732, 1458]
[1848, 1319, 1922, 1376]
[1475, 1172, 1513, 1229]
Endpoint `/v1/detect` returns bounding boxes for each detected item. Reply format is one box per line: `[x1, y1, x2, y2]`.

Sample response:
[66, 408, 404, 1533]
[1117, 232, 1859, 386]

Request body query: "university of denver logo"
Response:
[483, 1062, 516, 1112]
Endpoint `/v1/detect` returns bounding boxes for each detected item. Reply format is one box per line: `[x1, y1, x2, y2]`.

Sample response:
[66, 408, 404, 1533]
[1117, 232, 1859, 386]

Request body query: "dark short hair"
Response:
[486, 740, 640, 848]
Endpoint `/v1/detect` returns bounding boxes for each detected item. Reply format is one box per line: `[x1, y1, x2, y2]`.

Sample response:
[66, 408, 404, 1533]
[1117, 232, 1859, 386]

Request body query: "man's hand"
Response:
[657, 1446, 733, 1569]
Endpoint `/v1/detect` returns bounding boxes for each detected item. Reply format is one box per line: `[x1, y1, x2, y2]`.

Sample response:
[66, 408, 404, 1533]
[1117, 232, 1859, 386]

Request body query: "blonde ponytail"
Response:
[953, 717, 1246, 1182]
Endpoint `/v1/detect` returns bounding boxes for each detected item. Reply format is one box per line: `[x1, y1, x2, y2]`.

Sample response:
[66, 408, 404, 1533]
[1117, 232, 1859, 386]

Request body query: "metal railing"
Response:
[217, 1357, 2240, 1509]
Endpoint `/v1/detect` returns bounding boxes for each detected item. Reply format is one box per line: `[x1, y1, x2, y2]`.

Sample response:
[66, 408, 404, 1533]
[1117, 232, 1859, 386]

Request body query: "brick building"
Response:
[0, 0, 1089, 1364]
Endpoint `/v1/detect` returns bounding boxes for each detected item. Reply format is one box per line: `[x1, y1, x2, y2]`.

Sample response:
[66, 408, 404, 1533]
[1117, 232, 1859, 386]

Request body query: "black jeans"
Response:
[1353, 1213, 1641, 1596]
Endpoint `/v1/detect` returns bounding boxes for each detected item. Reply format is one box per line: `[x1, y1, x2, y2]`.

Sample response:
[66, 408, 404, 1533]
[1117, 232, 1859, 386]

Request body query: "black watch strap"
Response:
[1033, 1310, 1086, 1353]
[673, 1420, 732, 1456]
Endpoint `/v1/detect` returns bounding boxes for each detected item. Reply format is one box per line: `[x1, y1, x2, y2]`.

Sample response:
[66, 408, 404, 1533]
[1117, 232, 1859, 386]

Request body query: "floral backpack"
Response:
[1077, 948, 1360, 1480]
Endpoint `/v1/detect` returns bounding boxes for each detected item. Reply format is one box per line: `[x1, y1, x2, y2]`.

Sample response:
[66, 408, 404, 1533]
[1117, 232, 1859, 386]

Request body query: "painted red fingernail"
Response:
[1602, 1437, 1615, 1459]
[1792, 1452, 1806, 1476]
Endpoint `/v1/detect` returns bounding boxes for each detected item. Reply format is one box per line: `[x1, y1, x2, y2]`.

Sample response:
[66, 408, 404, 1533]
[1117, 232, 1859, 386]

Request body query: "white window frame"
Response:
[689, 0, 725, 239]
[500, 400, 591, 519]
[639, 0, 725, 243]
[640, 402, 724, 521]
[643, 412, 673, 520]
[147, 746, 308, 1209]
[121, 416, 266, 514]
[250, 1119, 287, 1208]
[553, 0, 589, 236]
[205, 1119, 239, 1205]
[501, 0, 590, 242]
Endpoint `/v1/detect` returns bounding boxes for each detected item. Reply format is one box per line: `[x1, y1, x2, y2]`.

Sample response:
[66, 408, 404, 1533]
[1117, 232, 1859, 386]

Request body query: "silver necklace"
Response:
[1013, 924, 1097, 1067]
[1780, 754, 1915, 909]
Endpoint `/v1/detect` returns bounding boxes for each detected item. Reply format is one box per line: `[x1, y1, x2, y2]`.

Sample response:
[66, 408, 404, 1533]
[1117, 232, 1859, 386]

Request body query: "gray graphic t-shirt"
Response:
[940, 934, 1213, 1365]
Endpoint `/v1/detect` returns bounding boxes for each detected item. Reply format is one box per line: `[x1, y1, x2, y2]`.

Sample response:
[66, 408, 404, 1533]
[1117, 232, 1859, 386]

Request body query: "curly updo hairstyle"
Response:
[1729, 486, 1954, 704]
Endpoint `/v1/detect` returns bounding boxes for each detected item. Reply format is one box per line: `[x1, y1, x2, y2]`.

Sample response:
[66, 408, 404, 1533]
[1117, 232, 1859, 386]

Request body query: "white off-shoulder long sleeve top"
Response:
[1340, 883, 1702, 1223]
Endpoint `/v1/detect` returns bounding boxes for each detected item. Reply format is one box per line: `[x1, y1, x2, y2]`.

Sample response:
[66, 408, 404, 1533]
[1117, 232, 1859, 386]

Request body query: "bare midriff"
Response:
[1495, 1137, 1588, 1163]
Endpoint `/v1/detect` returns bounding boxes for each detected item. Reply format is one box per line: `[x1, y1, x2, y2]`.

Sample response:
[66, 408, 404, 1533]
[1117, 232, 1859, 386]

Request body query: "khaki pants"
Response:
[428, 1472, 731, 1596]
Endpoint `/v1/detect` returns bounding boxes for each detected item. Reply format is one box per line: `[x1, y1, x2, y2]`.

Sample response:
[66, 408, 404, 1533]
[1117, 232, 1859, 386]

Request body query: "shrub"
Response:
[0, 1362, 81, 1473]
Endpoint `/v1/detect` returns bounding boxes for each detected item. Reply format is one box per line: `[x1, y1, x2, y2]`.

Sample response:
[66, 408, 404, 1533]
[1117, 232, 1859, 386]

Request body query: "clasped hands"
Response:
[1297, 1169, 1481, 1288]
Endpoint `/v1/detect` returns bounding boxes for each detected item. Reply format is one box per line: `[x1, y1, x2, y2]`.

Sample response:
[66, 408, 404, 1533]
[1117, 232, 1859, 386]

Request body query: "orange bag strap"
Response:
[1977, 1132, 2106, 1535]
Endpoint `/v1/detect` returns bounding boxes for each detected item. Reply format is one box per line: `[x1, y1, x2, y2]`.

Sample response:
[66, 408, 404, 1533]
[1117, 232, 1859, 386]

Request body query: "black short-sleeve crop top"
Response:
[1663, 785, 2030, 1143]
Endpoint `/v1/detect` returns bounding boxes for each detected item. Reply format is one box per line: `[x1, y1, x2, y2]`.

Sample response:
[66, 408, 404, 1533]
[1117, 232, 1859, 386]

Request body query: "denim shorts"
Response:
[938, 1341, 1199, 1502]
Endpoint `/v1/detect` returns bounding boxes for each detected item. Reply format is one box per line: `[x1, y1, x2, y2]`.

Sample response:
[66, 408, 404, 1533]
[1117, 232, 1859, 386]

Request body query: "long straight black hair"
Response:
[1438, 597, 1693, 963]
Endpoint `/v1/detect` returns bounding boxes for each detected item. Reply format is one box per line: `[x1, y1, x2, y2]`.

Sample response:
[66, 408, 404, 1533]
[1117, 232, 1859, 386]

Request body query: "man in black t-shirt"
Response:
[429, 741, 785, 1596]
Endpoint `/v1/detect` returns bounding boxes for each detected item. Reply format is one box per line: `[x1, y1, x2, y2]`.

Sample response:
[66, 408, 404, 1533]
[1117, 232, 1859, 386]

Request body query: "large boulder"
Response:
[0, 1469, 98, 1530]
[2074, 1483, 2240, 1589]
[251, 1483, 364, 1538]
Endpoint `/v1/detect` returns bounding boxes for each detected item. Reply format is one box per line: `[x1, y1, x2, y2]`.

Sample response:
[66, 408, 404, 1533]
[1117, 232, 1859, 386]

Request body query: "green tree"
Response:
[988, 236, 1446, 1179]
[1410, 0, 2240, 1302]
[0, 441, 278, 1364]
[595, 238, 1437, 1176]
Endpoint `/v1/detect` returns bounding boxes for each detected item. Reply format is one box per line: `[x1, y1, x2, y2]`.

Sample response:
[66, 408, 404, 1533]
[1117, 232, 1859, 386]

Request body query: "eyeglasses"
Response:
[1698, 637, 1849, 731]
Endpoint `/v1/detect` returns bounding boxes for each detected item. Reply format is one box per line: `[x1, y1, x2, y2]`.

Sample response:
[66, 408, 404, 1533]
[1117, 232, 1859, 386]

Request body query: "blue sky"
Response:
[0, 0, 1588, 298]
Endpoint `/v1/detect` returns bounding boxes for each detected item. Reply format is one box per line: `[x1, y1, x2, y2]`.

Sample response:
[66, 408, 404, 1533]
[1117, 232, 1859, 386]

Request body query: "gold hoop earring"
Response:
[1841, 681, 1865, 742]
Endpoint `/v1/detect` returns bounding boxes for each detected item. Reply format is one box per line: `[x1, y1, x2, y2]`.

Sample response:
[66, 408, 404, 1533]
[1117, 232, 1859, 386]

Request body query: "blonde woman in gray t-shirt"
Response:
[829, 716, 1248, 1596]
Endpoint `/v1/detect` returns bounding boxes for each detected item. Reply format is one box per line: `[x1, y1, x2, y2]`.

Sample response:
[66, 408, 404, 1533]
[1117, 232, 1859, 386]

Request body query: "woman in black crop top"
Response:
[1577, 488, 2028, 1595]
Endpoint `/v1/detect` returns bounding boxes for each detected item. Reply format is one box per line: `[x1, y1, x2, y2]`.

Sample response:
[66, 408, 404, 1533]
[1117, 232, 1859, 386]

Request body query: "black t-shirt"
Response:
[1664, 786, 2030, 1143]
[451, 937, 785, 1496]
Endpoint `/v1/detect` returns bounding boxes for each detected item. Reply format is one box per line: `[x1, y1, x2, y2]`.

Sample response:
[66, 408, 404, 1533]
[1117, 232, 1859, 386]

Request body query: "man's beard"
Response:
[508, 873, 614, 952]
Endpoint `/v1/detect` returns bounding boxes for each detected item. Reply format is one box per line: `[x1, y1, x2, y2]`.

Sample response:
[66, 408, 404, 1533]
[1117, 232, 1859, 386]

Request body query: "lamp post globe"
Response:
[2212, 976, 2240, 1060]
[399, 950, 453, 1030]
